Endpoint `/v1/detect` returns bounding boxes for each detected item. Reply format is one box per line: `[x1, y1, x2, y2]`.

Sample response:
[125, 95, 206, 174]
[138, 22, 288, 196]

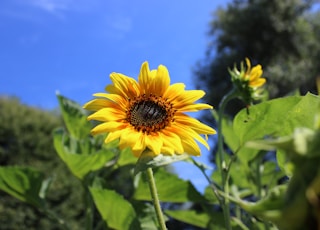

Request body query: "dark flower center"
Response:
[127, 94, 175, 134]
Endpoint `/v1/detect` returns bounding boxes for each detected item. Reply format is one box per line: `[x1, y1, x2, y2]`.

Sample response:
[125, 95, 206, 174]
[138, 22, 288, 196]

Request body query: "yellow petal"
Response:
[176, 103, 213, 112]
[160, 146, 175, 155]
[172, 90, 206, 107]
[250, 78, 266, 87]
[245, 57, 251, 75]
[83, 98, 115, 111]
[145, 69, 158, 95]
[119, 128, 142, 150]
[104, 129, 123, 143]
[155, 64, 170, 95]
[109, 73, 139, 98]
[138, 62, 151, 94]
[249, 65, 263, 81]
[93, 93, 128, 109]
[91, 121, 127, 135]
[163, 83, 185, 100]
[181, 138, 201, 156]
[173, 123, 210, 149]
[88, 108, 126, 122]
[175, 114, 216, 135]
[132, 132, 146, 153]
[160, 129, 184, 153]
[144, 134, 163, 155]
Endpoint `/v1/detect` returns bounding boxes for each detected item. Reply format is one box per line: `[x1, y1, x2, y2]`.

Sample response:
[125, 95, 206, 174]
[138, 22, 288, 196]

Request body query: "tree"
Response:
[194, 0, 320, 115]
[0, 97, 85, 229]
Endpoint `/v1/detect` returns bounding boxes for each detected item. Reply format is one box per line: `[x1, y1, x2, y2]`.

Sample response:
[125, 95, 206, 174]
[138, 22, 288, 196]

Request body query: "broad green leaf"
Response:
[53, 128, 116, 179]
[236, 148, 261, 164]
[203, 186, 220, 204]
[222, 115, 240, 153]
[165, 210, 211, 229]
[0, 166, 46, 208]
[89, 187, 140, 230]
[228, 159, 253, 188]
[212, 110, 240, 152]
[56, 93, 92, 139]
[133, 168, 205, 203]
[234, 93, 320, 145]
[117, 147, 138, 167]
[134, 202, 161, 230]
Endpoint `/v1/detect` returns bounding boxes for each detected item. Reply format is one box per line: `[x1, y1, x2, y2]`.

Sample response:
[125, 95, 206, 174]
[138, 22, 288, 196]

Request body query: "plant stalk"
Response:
[146, 167, 167, 230]
[217, 88, 238, 230]
[83, 179, 94, 230]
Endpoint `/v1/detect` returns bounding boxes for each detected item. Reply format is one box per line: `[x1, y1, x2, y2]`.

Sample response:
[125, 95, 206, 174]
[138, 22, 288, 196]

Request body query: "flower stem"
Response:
[146, 167, 167, 230]
[217, 88, 238, 230]
[84, 187, 94, 230]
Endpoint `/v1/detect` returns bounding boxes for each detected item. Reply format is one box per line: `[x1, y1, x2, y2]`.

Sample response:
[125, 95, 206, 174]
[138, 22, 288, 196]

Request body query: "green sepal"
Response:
[134, 150, 189, 175]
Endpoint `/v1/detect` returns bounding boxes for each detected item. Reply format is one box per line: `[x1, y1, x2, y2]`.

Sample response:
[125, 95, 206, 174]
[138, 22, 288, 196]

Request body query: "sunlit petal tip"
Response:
[105, 84, 114, 93]
[138, 61, 151, 89]
[141, 61, 150, 75]
[82, 101, 92, 110]
[156, 64, 170, 89]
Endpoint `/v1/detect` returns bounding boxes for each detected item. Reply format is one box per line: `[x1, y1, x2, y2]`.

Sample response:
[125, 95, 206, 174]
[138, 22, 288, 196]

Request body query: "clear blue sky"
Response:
[0, 0, 229, 192]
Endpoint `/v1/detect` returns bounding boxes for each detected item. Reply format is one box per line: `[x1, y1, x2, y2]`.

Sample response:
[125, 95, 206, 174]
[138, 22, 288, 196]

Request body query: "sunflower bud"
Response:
[229, 58, 266, 105]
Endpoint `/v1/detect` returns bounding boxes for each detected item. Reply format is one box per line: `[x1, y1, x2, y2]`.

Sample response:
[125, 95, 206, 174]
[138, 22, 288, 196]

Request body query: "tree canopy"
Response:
[194, 0, 320, 114]
[0, 97, 85, 229]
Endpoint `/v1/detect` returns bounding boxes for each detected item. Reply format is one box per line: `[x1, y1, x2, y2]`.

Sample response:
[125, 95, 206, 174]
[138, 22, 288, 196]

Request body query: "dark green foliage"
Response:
[194, 0, 320, 114]
[0, 97, 84, 229]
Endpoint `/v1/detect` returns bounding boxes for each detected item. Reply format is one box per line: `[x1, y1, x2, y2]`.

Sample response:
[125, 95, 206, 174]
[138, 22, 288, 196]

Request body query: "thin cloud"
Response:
[27, 0, 70, 13]
[110, 16, 132, 33]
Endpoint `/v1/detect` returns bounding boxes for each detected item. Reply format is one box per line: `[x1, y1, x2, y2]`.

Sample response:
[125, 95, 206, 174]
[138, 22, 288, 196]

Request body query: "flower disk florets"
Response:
[127, 94, 175, 134]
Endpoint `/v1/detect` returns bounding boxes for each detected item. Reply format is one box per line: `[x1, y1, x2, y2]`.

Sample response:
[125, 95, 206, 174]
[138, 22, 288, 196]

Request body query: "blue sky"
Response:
[0, 0, 229, 192]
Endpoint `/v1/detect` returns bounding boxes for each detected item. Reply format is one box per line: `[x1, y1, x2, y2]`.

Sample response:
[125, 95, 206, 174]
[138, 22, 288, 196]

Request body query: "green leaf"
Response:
[222, 115, 240, 153]
[117, 147, 138, 167]
[228, 159, 252, 188]
[89, 187, 140, 230]
[56, 93, 92, 139]
[165, 210, 211, 229]
[234, 93, 320, 145]
[133, 168, 205, 203]
[134, 202, 160, 230]
[0, 166, 46, 208]
[260, 161, 285, 187]
[134, 150, 189, 175]
[276, 149, 294, 176]
[203, 186, 220, 204]
[53, 128, 115, 179]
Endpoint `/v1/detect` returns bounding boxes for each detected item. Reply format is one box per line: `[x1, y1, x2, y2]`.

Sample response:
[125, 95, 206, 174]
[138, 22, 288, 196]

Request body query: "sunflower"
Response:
[229, 58, 266, 104]
[83, 62, 216, 157]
